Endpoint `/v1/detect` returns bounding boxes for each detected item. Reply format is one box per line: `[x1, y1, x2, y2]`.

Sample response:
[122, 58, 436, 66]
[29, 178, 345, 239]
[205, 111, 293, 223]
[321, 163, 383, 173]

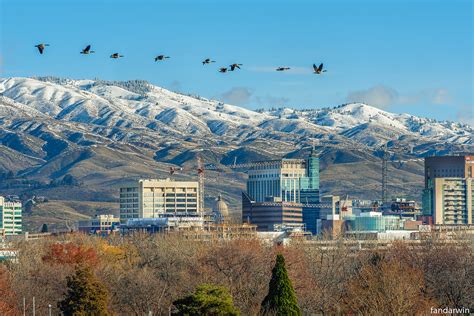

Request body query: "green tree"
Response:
[261, 254, 301, 316]
[173, 284, 240, 316]
[58, 265, 109, 316]
[41, 223, 49, 233]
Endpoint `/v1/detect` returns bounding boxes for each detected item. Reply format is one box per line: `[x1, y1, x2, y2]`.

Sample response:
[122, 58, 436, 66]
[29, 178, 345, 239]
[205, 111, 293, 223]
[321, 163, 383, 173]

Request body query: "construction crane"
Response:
[167, 158, 205, 214]
[197, 156, 204, 213]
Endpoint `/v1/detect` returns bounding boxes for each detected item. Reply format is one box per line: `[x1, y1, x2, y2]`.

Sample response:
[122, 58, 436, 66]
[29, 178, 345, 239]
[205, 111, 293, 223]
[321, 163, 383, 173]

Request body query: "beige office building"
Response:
[120, 179, 199, 222]
[423, 155, 474, 225]
[432, 178, 473, 225]
[78, 214, 121, 234]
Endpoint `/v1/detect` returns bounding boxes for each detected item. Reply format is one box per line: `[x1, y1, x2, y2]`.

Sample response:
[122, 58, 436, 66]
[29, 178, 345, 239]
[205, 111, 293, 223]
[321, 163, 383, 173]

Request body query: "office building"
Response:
[0, 196, 22, 236]
[423, 155, 474, 225]
[119, 178, 200, 223]
[242, 192, 304, 231]
[246, 149, 319, 203]
[244, 150, 319, 232]
[78, 214, 120, 234]
[424, 156, 473, 184]
[431, 178, 473, 225]
[386, 198, 421, 218]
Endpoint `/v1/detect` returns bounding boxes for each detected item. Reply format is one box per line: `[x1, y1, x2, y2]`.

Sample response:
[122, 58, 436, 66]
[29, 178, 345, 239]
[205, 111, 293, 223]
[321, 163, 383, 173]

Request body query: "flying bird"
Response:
[110, 53, 124, 59]
[80, 45, 95, 54]
[313, 63, 327, 74]
[229, 63, 242, 71]
[155, 55, 170, 61]
[35, 43, 49, 54]
[276, 67, 290, 71]
[202, 58, 216, 65]
[219, 67, 228, 73]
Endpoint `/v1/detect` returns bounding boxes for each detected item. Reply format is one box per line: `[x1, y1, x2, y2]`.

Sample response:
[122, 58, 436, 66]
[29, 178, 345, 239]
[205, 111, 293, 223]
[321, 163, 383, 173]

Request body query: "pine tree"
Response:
[58, 264, 109, 316]
[260, 254, 301, 316]
[173, 284, 240, 316]
[41, 223, 49, 233]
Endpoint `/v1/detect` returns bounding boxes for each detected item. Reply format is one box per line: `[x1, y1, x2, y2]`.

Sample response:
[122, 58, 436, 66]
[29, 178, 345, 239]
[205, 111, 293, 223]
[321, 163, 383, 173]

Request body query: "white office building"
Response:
[119, 179, 200, 223]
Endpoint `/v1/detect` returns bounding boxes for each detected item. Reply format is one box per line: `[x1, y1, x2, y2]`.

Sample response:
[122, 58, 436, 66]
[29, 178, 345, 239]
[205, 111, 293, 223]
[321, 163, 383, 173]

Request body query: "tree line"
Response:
[0, 233, 472, 315]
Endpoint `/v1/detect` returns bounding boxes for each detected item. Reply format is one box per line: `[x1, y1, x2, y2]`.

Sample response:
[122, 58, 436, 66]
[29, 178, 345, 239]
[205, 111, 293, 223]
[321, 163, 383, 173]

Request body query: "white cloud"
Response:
[255, 95, 290, 107]
[219, 87, 291, 107]
[456, 105, 474, 127]
[220, 87, 254, 105]
[168, 80, 182, 93]
[346, 85, 453, 109]
[346, 85, 398, 109]
[431, 88, 451, 105]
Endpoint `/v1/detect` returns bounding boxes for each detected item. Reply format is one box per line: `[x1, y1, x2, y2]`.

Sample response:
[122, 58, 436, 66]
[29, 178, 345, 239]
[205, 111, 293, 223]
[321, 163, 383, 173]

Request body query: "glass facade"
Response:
[246, 152, 320, 234]
[247, 154, 320, 204]
[349, 215, 402, 232]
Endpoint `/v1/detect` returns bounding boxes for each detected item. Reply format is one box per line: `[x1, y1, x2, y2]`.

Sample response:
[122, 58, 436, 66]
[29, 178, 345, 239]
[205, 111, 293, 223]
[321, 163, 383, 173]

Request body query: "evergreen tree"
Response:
[173, 284, 240, 316]
[260, 254, 301, 316]
[58, 264, 109, 316]
[41, 223, 49, 233]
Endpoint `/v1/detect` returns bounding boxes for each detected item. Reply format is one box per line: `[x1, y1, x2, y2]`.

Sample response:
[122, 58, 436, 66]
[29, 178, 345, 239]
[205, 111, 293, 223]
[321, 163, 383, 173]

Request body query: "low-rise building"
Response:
[242, 192, 304, 231]
[386, 198, 421, 218]
[348, 212, 403, 232]
[78, 214, 120, 234]
[0, 196, 22, 236]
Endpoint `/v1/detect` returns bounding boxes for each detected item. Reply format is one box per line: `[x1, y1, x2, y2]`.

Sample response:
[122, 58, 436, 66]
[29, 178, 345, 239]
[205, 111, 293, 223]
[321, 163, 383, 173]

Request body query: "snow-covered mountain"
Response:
[0, 76, 472, 222]
[1, 77, 471, 145]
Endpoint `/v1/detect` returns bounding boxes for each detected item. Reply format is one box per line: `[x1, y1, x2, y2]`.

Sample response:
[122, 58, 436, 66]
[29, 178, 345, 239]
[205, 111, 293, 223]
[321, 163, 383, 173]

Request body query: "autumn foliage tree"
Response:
[4, 232, 473, 315]
[0, 266, 19, 315]
[344, 258, 430, 315]
[42, 242, 98, 266]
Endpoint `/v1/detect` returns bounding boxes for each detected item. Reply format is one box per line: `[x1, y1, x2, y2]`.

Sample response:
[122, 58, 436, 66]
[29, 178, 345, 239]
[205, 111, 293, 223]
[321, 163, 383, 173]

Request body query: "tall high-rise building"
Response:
[243, 150, 320, 232]
[0, 196, 22, 236]
[246, 149, 319, 203]
[119, 179, 200, 223]
[423, 155, 474, 225]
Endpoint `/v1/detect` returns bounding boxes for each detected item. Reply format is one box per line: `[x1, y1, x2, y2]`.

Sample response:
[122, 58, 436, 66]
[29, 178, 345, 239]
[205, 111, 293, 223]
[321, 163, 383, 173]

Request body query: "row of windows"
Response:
[143, 198, 197, 202]
[143, 193, 197, 197]
[120, 209, 138, 214]
[120, 204, 139, 209]
[120, 187, 138, 193]
[120, 199, 139, 203]
[143, 209, 197, 214]
[120, 193, 139, 198]
[143, 188, 197, 193]
[144, 204, 197, 209]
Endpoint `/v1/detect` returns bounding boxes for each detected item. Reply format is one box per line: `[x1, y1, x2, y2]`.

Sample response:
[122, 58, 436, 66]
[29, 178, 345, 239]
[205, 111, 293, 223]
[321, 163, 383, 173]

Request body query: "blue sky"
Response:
[1, 0, 472, 124]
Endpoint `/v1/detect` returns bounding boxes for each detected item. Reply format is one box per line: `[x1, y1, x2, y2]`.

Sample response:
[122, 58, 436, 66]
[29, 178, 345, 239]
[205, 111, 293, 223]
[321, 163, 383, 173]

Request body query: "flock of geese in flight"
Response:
[34, 43, 328, 74]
